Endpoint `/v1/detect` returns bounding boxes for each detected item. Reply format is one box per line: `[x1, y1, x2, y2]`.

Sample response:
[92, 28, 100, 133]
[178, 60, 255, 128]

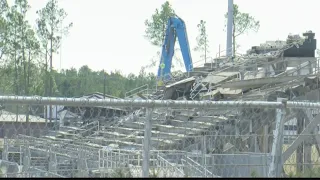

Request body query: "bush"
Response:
[110, 167, 133, 178]
[288, 168, 320, 178]
[250, 170, 258, 177]
[149, 168, 159, 177]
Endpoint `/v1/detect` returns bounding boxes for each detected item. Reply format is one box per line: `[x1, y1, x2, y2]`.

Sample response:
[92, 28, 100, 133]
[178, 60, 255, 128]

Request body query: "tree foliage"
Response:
[0, 0, 8, 60]
[36, 0, 73, 97]
[194, 20, 210, 62]
[36, 0, 73, 55]
[225, 4, 260, 55]
[144, 1, 184, 71]
[53, 66, 156, 98]
[144, 1, 175, 47]
[0, 64, 156, 98]
[144, 1, 177, 71]
[0, 0, 156, 100]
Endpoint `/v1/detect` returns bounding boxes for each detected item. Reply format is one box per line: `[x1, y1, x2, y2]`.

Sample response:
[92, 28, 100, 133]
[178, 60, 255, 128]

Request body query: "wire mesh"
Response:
[0, 96, 319, 177]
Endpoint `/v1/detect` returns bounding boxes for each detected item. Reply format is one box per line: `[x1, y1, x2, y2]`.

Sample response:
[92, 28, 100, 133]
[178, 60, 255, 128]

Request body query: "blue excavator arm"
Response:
[157, 16, 193, 81]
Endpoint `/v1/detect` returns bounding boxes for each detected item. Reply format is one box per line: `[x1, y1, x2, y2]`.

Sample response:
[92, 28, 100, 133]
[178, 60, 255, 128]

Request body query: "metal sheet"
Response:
[165, 77, 196, 89]
[221, 75, 311, 89]
[202, 72, 239, 84]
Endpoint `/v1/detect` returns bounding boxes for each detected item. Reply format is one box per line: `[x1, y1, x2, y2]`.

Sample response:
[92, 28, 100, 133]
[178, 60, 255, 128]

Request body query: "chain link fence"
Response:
[0, 96, 319, 177]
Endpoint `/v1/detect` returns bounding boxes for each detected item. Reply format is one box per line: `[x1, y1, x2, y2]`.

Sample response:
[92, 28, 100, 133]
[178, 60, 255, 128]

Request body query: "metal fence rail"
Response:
[125, 84, 149, 99]
[0, 96, 319, 177]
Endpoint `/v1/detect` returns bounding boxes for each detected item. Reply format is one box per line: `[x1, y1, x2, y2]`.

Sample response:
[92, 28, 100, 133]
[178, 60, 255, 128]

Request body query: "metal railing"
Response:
[187, 57, 212, 77]
[125, 84, 149, 99]
[183, 156, 215, 177]
[0, 96, 319, 177]
[156, 154, 184, 176]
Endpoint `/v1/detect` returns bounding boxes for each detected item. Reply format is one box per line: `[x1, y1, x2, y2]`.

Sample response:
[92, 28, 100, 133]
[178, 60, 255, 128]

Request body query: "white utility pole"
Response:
[226, 0, 234, 59]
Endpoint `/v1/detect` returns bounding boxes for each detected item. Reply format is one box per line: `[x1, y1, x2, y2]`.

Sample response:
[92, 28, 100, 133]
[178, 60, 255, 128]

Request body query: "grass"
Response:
[0, 166, 6, 177]
[282, 144, 320, 176]
[149, 168, 160, 177]
[110, 167, 133, 178]
[288, 168, 320, 177]
[250, 170, 258, 177]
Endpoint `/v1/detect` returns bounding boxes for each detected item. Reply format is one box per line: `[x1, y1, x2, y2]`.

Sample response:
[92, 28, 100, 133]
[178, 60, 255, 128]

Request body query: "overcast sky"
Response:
[13, 0, 319, 75]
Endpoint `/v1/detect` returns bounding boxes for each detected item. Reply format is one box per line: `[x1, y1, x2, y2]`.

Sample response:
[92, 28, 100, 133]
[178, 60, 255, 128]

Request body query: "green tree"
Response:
[4, 0, 30, 121]
[25, 28, 41, 95]
[144, 1, 181, 71]
[0, 0, 160, 101]
[194, 20, 210, 63]
[0, 0, 11, 95]
[56, 67, 78, 97]
[6, 4, 20, 96]
[4, 0, 35, 96]
[14, 0, 33, 97]
[77, 65, 94, 95]
[0, 63, 157, 99]
[0, 0, 7, 14]
[225, 4, 260, 56]
[36, 0, 73, 98]
[36, 0, 72, 121]
[144, 1, 175, 46]
[0, 0, 8, 61]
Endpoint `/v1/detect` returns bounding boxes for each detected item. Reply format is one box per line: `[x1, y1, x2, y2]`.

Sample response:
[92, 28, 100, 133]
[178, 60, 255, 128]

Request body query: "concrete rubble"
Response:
[1, 31, 319, 177]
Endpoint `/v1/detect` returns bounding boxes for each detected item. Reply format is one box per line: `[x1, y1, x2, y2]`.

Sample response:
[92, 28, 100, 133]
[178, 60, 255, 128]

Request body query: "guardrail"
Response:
[184, 156, 215, 177]
[156, 154, 184, 176]
[181, 158, 203, 177]
[125, 84, 149, 99]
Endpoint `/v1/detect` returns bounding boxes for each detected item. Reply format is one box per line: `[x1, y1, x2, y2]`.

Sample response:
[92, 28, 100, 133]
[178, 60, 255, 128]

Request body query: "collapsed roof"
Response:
[152, 31, 318, 103]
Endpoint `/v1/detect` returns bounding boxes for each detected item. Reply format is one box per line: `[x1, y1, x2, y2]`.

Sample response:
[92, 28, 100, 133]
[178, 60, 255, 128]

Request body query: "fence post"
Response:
[142, 108, 153, 177]
[22, 143, 30, 174]
[203, 135, 207, 177]
[2, 136, 8, 161]
[99, 149, 102, 169]
[48, 147, 57, 174]
[268, 98, 287, 177]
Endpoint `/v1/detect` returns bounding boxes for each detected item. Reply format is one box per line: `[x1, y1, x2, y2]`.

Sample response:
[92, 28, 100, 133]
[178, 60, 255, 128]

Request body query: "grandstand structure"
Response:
[0, 31, 319, 177]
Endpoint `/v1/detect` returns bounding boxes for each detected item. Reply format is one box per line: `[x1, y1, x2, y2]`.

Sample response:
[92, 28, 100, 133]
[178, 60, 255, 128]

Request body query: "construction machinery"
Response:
[157, 16, 193, 84]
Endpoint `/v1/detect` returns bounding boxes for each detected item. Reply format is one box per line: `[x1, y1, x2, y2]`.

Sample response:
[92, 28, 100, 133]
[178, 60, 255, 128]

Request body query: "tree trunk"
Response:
[49, 0, 54, 125]
[204, 36, 207, 63]
[20, 22, 30, 135]
[21, 26, 28, 125]
[13, 26, 19, 122]
[27, 51, 30, 93]
[26, 50, 31, 135]
[44, 47, 48, 123]
[49, 36, 53, 123]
